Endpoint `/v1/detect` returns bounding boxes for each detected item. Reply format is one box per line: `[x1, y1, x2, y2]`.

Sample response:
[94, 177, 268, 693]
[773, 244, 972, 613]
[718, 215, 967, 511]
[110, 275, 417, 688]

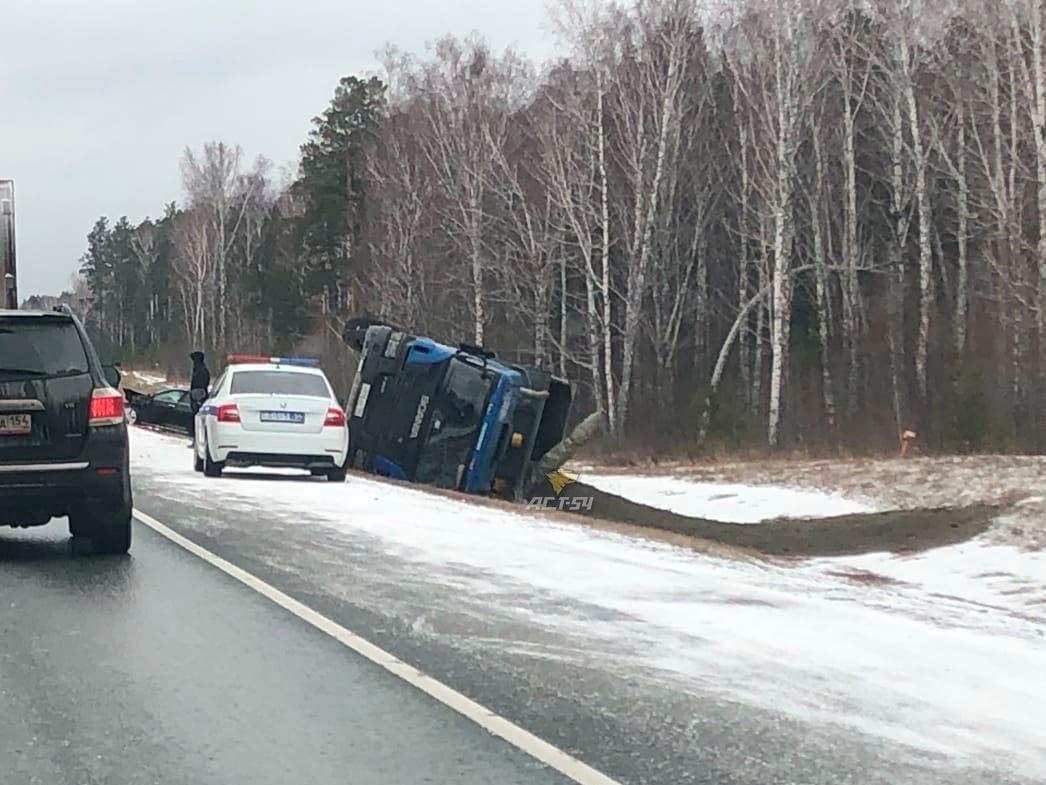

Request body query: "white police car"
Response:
[194, 355, 349, 481]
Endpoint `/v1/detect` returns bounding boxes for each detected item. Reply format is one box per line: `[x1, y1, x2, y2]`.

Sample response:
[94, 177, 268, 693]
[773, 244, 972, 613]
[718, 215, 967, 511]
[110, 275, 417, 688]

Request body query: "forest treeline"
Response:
[41, 0, 1046, 453]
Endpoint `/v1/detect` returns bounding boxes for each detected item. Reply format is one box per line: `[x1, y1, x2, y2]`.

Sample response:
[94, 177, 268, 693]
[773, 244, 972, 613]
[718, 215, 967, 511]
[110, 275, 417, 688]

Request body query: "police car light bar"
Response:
[226, 354, 321, 367]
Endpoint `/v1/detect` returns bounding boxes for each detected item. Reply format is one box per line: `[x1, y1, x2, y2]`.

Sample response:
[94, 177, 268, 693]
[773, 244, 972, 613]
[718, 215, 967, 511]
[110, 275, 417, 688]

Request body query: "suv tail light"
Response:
[324, 406, 346, 427]
[89, 387, 125, 426]
[217, 404, 241, 423]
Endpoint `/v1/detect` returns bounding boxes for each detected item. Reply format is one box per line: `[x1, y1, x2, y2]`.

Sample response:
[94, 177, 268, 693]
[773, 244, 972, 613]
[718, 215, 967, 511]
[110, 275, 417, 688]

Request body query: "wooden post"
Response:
[900, 429, 918, 458]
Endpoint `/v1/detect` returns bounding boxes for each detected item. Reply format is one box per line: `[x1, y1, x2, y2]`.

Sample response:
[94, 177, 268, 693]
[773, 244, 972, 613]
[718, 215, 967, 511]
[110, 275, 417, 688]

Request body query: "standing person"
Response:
[189, 351, 211, 415]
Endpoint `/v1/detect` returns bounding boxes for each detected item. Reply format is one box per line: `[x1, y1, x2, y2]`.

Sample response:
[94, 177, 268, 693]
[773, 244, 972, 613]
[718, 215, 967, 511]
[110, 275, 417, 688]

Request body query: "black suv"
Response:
[0, 308, 132, 553]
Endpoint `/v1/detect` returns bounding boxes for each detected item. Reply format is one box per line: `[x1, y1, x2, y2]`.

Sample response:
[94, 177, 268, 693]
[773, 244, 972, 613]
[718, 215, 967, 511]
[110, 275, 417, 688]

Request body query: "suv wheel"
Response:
[69, 501, 133, 554]
[194, 446, 204, 473]
[68, 513, 89, 538]
[327, 465, 347, 482]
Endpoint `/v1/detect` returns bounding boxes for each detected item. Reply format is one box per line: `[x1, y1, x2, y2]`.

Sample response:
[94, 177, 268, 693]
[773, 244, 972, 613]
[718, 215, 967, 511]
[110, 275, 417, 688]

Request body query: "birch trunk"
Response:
[955, 99, 969, 356]
[889, 92, 910, 432]
[811, 131, 837, 430]
[616, 53, 679, 435]
[698, 264, 816, 445]
[470, 191, 484, 345]
[841, 70, 861, 419]
[559, 253, 568, 379]
[1028, 6, 1046, 375]
[767, 12, 799, 449]
[899, 34, 932, 400]
[596, 79, 617, 434]
[752, 235, 768, 414]
[534, 259, 550, 367]
[737, 105, 752, 406]
[584, 257, 607, 420]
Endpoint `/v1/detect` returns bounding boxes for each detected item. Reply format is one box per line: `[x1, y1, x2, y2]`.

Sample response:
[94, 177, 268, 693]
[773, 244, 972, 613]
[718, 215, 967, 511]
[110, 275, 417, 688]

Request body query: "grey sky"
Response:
[3, 0, 560, 296]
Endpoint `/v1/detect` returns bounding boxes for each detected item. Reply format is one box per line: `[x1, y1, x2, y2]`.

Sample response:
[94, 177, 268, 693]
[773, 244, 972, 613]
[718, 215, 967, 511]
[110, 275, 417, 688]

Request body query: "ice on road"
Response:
[131, 429, 1046, 780]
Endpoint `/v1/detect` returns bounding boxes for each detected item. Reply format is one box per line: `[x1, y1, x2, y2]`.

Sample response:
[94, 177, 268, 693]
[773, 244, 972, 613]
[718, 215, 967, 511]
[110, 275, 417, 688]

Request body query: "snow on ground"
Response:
[580, 473, 873, 522]
[610, 453, 1046, 549]
[131, 428, 1046, 779]
[120, 368, 170, 391]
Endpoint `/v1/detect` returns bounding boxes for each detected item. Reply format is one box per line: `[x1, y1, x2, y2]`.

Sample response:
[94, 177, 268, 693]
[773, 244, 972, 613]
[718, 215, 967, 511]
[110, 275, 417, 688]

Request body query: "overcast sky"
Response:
[3, 0, 560, 297]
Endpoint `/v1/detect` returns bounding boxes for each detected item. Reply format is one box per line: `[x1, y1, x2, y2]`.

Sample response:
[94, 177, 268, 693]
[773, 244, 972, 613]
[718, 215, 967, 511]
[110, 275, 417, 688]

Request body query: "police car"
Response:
[193, 355, 349, 481]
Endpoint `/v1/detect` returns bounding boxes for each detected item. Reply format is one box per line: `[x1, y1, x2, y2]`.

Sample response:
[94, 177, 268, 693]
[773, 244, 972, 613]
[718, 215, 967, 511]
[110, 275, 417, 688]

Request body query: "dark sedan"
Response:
[125, 387, 193, 434]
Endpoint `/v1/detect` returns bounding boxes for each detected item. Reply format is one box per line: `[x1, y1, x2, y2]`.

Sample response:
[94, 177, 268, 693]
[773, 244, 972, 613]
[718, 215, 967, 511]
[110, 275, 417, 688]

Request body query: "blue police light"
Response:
[272, 356, 321, 367]
[227, 354, 321, 367]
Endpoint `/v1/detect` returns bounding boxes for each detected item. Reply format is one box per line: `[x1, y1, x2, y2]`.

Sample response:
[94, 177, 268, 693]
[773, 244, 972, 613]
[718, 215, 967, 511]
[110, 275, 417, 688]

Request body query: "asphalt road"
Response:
[0, 525, 571, 785]
[1, 436, 1039, 785]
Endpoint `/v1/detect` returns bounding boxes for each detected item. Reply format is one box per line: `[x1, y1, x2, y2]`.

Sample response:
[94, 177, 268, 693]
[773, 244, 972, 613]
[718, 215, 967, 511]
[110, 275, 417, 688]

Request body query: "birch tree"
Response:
[728, 0, 816, 447]
[826, 4, 877, 417]
[415, 38, 522, 345]
[610, 0, 697, 435]
[180, 142, 254, 347]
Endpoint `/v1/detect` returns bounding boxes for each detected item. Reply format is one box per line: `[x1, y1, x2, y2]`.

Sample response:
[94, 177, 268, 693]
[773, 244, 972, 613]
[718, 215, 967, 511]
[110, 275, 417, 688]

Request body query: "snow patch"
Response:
[581, 473, 872, 522]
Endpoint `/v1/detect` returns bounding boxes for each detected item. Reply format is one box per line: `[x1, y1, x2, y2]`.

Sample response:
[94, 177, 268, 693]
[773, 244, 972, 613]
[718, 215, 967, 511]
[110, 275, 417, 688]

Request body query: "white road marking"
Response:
[133, 509, 623, 785]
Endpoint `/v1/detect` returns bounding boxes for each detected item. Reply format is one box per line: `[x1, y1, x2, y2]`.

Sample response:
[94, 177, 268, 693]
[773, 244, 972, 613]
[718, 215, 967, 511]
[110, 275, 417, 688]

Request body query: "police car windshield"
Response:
[0, 318, 89, 377]
[230, 370, 330, 397]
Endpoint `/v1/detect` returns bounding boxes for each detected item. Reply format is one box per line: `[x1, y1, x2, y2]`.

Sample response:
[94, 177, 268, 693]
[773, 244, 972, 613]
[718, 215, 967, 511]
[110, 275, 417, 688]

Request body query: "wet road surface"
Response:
[0, 525, 571, 785]
[1, 430, 1040, 785]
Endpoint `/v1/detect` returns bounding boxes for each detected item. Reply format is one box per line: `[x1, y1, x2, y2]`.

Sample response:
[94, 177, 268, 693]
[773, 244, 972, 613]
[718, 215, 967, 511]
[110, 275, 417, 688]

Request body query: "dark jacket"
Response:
[189, 354, 211, 394]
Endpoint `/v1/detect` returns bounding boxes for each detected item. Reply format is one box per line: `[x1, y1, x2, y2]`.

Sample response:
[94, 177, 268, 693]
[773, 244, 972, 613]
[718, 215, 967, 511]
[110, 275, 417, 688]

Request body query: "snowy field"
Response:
[131, 429, 1046, 780]
[580, 473, 873, 522]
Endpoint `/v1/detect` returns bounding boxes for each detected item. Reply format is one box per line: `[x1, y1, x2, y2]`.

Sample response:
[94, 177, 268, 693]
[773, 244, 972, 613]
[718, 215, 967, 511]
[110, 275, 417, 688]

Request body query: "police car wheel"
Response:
[202, 436, 224, 478]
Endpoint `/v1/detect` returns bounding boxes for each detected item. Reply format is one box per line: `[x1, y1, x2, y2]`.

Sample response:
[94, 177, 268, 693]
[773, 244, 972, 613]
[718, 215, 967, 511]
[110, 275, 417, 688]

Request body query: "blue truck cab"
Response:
[343, 320, 571, 500]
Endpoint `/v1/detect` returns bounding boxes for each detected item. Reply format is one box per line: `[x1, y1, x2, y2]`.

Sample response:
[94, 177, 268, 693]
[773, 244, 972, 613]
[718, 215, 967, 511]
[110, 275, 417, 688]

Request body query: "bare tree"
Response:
[728, 0, 819, 447]
[538, 62, 611, 425]
[180, 141, 257, 347]
[172, 207, 212, 348]
[130, 221, 160, 346]
[609, 0, 696, 436]
[414, 37, 525, 345]
[367, 106, 431, 327]
[826, 4, 877, 418]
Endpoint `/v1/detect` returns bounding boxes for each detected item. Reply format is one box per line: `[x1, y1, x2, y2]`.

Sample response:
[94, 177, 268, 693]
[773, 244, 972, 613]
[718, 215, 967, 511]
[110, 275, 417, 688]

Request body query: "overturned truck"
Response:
[342, 318, 572, 500]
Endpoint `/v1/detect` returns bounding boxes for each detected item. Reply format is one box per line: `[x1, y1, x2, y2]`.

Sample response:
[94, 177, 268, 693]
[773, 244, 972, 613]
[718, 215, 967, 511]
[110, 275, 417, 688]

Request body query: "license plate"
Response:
[260, 411, 305, 424]
[0, 413, 31, 435]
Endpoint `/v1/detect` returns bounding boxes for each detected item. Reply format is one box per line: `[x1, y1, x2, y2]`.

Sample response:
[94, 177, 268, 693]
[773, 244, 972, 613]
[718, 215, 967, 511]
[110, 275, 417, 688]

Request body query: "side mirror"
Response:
[102, 364, 122, 388]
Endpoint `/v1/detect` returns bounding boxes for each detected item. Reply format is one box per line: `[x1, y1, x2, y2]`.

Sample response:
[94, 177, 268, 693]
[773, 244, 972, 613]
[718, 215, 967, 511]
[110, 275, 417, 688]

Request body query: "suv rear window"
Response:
[230, 370, 330, 398]
[0, 317, 89, 378]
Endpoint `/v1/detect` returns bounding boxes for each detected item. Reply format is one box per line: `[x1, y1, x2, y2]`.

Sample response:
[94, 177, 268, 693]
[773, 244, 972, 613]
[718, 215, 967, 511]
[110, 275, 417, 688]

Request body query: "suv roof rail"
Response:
[52, 303, 73, 315]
